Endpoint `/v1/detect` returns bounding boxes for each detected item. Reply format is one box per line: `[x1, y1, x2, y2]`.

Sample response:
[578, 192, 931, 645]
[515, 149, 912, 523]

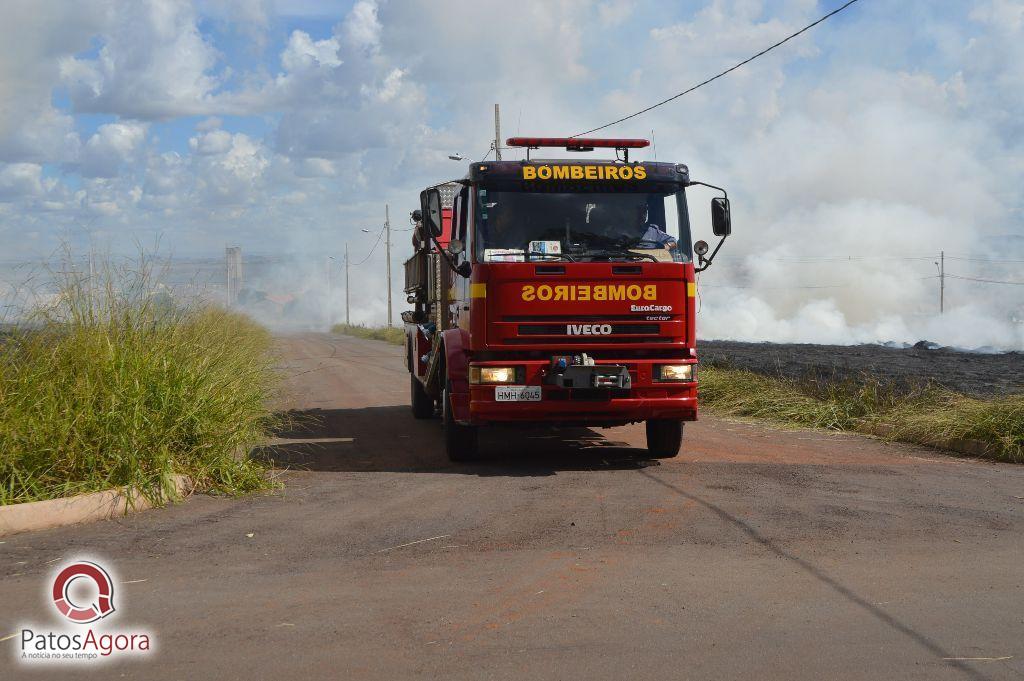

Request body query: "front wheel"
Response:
[443, 379, 478, 461]
[410, 374, 434, 419]
[646, 420, 683, 459]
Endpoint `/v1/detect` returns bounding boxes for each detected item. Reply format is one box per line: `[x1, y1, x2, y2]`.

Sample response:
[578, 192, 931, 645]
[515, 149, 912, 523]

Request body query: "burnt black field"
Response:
[698, 340, 1024, 398]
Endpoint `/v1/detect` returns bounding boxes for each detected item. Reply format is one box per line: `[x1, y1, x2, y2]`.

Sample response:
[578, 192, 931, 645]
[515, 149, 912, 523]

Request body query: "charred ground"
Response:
[698, 340, 1024, 398]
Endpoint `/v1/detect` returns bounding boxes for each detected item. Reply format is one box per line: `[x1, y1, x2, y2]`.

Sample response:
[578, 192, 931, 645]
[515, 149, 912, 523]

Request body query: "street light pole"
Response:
[934, 251, 945, 315]
[940, 250, 945, 315]
[385, 204, 392, 327]
[345, 242, 350, 326]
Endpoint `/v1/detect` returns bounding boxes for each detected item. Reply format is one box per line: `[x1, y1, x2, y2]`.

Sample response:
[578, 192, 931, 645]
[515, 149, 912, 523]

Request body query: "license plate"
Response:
[495, 385, 542, 402]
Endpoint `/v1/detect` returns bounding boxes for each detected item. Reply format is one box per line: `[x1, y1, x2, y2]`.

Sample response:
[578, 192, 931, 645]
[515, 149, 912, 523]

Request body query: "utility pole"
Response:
[494, 103, 502, 161]
[345, 242, 350, 326]
[326, 256, 336, 328]
[940, 250, 945, 314]
[385, 204, 392, 327]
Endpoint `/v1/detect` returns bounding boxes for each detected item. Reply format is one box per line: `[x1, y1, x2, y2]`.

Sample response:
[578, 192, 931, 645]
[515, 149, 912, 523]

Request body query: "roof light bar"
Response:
[506, 137, 650, 150]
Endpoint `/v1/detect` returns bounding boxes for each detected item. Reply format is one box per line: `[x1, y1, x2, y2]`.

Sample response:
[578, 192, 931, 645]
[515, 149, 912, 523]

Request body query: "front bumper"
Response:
[467, 359, 697, 426]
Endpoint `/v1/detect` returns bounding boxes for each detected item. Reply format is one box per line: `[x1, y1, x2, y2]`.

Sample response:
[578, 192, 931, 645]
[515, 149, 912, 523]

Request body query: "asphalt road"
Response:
[2, 333, 1022, 680]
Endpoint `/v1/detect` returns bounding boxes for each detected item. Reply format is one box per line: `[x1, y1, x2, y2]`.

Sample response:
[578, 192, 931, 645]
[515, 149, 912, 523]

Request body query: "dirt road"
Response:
[2, 333, 1022, 680]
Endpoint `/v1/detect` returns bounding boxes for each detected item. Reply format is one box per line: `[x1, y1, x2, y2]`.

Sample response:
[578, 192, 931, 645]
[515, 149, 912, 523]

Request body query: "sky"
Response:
[1, 0, 1023, 347]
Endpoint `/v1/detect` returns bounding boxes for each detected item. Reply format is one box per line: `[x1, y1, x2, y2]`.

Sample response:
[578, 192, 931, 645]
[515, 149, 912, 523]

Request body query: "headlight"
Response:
[469, 366, 519, 384]
[657, 364, 694, 381]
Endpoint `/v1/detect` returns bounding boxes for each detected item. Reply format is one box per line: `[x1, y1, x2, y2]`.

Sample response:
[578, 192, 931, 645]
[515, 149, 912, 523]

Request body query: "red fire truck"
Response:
[402, 137, 731, 460]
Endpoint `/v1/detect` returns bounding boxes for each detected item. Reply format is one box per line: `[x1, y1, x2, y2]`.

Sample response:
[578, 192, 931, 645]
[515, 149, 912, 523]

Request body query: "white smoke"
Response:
[662, 6, 1024, 351]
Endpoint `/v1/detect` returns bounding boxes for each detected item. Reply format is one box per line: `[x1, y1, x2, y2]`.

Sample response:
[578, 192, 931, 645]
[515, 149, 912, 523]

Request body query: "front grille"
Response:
[545, 388, 631, 401]
[517, 324, 660, 336]
[501, 314, 662, 322]
[504, 336, 675, 345]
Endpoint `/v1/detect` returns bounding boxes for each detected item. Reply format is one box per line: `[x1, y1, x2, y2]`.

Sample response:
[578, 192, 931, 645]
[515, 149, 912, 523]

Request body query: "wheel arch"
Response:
[440, 328, 471, 423]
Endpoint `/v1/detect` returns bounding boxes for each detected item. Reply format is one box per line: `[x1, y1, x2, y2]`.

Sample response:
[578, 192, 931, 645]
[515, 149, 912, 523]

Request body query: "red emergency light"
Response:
[507, 137, 650, 150]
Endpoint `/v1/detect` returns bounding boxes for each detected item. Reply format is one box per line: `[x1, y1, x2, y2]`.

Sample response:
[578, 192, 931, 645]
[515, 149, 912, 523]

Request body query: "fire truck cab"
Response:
[402, 137, 731, 461]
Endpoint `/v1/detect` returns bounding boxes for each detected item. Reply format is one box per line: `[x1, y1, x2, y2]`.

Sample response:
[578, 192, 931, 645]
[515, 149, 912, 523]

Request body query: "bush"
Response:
[0, 257, 279, 504]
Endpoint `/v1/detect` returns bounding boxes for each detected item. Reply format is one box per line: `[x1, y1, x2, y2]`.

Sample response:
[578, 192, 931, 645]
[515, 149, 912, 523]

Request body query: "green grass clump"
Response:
[699, 365, 1023, 463]
[332, 323, 405, 345]
[699, 366, 857, 430]
[883, 392, 1023, 461]
[0, 258, 280, 505]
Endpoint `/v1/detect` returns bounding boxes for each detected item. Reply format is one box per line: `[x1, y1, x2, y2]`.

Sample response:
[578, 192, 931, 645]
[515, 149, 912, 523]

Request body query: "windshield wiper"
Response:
[526, 251, 576, 262]
[580, 248, 658, 262]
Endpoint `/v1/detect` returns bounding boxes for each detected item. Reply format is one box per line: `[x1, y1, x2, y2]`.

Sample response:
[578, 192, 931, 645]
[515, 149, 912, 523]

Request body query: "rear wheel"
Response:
[646, 420, 683, 459]
[410, 374, 434, 419]
[443, 378, 478, 461]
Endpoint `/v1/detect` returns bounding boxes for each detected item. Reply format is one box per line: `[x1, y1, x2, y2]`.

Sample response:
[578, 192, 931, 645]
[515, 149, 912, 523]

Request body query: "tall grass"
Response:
[332, 323, 405, 345]
[883, 391, 1024, 460]
[700, 366, 1023, 463]
[0, 256, 279, 505]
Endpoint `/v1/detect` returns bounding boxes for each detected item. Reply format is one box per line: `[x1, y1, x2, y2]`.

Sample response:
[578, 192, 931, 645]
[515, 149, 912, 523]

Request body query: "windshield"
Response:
[474, 188, 691, 263]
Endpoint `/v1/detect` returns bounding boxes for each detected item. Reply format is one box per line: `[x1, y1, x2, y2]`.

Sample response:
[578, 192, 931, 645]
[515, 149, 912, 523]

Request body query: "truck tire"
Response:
[411, 374, 434, 419]
[443, 378, 478, 461]
[646, 420, 683, 459]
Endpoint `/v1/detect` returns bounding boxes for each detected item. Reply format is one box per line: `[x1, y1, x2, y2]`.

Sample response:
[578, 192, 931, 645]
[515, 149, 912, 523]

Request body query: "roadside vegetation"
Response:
[700, 365, 1023, 463]
[0, 257, 279, 505]
[331, 324, 1022, 463]
[332, 323, 405, 345]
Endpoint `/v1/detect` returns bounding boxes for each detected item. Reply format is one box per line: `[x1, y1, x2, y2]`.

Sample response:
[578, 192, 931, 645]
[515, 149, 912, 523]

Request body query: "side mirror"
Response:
[448, 239, 464, 255]
[411, 209, 422, 222]
[420, 190, 443, 238]
[711, 197, 731, 237]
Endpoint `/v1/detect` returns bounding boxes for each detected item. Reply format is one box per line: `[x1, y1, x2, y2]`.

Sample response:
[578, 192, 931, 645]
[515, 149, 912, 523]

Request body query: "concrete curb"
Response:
[0, 475, 192, 538]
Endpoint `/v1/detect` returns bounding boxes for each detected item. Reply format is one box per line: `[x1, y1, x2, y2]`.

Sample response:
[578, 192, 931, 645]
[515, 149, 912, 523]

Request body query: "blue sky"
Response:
[1, 0, 1022, 346]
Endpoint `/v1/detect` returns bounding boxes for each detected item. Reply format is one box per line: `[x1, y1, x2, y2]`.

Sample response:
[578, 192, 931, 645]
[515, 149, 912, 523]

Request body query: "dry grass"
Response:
[700, 366, 1023, 463]
[0, 256, 280, 504]
[332, 323, 405, 345]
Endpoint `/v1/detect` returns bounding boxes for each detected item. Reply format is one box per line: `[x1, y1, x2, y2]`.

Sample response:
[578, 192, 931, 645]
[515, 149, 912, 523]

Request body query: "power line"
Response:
[352, 225, 386, 266]
[715, 254, 934, 262]
[946, 273, 1024, 286]
[945, 255, 1024, 264]
[701, 283, 848, 290]
[572, 0, 863, 137]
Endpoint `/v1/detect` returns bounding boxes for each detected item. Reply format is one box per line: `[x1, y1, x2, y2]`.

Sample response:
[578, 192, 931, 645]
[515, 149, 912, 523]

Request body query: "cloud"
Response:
[0, 163, 44, 201]
[281, 30, 342, 71]
[196, 132, 269, 203]
[189, 129, 234, 155]
[61, 0, 221, 119]
[0, 0, 105, 163]
[79, 121, 149, 177]
[343, 0, 382, 54]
